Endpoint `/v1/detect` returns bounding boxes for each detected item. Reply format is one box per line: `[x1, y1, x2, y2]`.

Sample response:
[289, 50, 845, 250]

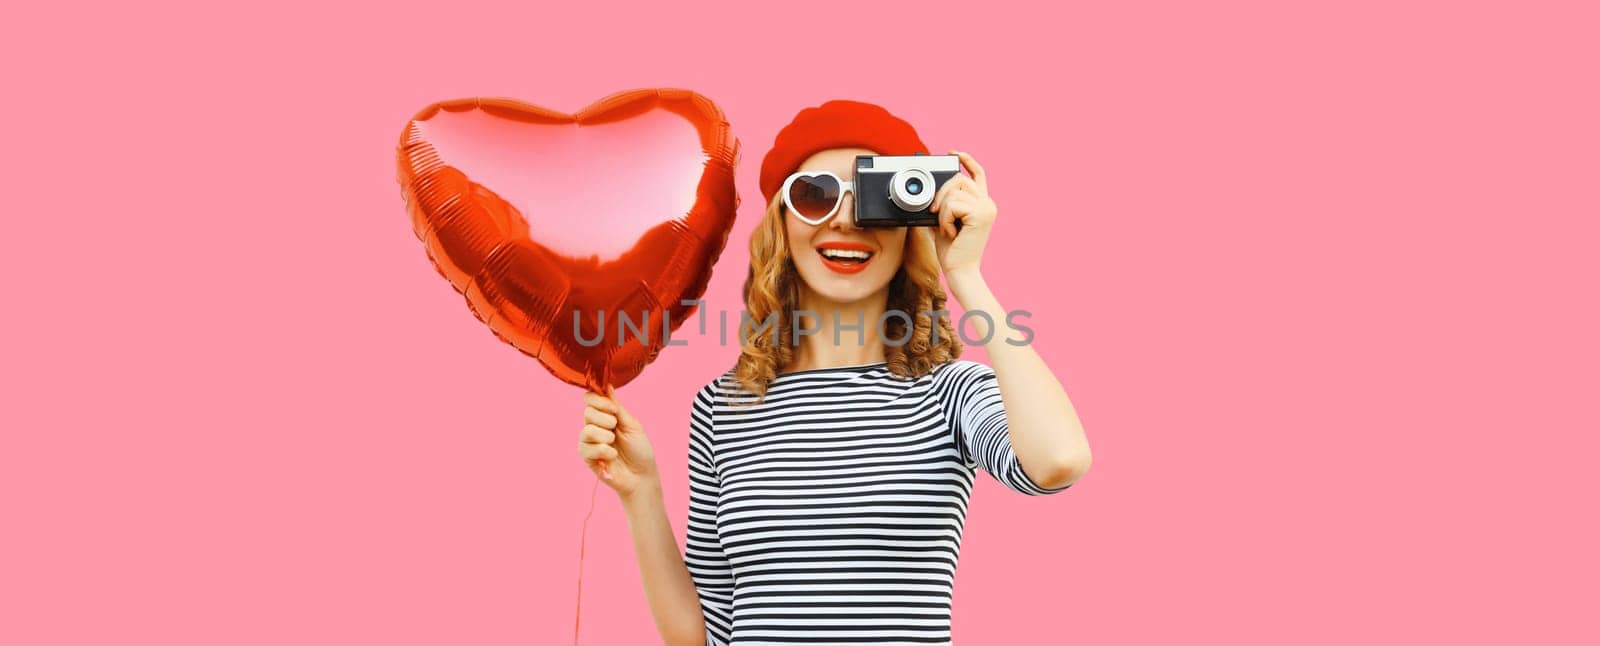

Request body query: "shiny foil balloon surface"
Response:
[396, 89, 740, 391]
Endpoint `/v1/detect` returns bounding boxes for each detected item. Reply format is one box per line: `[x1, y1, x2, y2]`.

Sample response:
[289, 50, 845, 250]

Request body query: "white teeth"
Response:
[819, 248, 871, 260]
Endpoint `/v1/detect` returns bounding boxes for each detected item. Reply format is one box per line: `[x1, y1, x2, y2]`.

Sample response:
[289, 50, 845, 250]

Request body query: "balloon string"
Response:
[574, 474, 601, 645]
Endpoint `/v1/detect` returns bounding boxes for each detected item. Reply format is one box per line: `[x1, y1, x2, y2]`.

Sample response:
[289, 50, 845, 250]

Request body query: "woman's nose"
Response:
[829, 193, 858, 232]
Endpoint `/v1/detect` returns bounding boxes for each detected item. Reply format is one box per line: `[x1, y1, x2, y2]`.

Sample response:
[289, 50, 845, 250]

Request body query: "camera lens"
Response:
[889, 168, 936, 212]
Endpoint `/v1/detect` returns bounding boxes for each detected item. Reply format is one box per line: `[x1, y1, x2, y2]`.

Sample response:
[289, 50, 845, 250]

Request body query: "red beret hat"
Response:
[759, 100, 929, 205]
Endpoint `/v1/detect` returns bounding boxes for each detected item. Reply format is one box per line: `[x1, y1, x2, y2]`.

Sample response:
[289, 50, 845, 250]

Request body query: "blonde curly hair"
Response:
[732, 193, 961, 399]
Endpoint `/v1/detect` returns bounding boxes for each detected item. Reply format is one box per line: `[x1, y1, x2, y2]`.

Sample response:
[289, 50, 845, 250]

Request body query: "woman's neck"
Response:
[784, 287, 890, 373]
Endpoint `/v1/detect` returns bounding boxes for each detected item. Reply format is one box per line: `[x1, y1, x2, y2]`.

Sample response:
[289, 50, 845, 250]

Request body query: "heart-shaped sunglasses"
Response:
[780, 171, 856, 226]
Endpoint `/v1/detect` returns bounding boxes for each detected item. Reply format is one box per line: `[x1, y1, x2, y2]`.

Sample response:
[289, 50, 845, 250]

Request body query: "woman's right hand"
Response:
[578, 388, 658, 499]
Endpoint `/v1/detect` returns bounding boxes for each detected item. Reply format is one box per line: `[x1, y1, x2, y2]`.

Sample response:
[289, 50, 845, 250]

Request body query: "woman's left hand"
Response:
[929, 150, 996, 278]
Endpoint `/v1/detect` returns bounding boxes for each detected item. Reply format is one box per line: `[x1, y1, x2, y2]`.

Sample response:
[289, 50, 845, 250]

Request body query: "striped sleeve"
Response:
[934, 360, 1072, 496]
[684, 380, 735, 646]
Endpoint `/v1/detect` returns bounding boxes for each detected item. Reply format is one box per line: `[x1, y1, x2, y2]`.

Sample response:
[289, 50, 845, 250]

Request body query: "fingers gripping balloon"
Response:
[396, 89, 739, 391]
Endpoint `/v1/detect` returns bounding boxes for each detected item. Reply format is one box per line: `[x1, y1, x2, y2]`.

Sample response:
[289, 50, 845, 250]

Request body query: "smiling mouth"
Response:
[815, 245, 875, 274]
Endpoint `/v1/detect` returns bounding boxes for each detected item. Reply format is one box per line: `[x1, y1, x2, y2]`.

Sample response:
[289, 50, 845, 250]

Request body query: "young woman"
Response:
[576, 100, 1092, 646]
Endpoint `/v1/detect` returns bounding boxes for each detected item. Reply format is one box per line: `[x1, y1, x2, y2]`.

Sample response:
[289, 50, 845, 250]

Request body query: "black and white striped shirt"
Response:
[684, 360, 1071, 645]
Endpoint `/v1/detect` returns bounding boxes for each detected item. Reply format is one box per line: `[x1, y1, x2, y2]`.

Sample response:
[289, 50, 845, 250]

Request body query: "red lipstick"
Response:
[814, 241, 875, 275]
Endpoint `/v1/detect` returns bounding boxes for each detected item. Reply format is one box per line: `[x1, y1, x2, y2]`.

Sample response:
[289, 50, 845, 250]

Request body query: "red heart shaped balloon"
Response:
[396, 89, 740, 391]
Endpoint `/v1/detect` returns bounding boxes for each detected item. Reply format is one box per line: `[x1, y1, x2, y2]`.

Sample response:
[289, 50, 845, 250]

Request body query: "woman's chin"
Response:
[797, 266, 892, 305]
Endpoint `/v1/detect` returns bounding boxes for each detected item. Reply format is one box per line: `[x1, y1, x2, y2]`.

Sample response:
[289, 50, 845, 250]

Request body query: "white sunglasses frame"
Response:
[780, 171, 855, 226]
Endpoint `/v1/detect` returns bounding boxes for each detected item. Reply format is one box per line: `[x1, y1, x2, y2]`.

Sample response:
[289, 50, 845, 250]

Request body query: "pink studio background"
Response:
[3, 1, 1596, 644]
